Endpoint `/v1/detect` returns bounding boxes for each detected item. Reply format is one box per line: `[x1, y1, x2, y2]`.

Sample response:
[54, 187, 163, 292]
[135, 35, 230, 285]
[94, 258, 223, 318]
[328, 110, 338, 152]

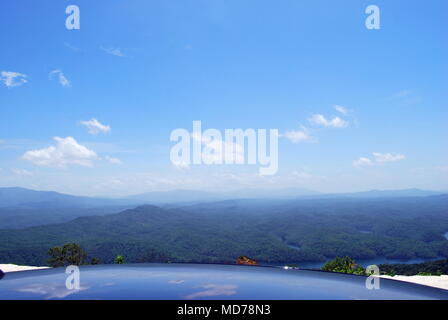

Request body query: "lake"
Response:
[268, 256, 445, 270]
[271, 232, 448, 269]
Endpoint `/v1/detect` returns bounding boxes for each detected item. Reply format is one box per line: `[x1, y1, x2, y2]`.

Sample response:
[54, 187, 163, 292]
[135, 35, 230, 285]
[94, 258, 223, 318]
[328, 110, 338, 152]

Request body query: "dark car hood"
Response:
[1, 264, 447, 300]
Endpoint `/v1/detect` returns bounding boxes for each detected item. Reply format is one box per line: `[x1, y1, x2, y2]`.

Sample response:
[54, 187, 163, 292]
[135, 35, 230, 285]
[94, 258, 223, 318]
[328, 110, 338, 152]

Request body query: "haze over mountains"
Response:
[1, 193, 448, 266]
[0, 186, 447, 267]
[0, 187, 446, 229]
[1, 187, 444, 208]
[0, 187, 121, 208]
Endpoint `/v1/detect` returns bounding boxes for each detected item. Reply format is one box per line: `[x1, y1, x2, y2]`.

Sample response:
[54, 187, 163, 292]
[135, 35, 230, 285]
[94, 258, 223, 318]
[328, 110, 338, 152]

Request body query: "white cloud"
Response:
[100, 46, 127, 57]
[11, 168, 33, 176]
[49, 70, 71, 88]
[80, 118, 111, 135]
[334, 105, 349, 115]
[283, 130, 313, 143]
[22, 137, 98, 168]
[172, 160, 190, 171]
[353, 157, 374, 168]
[105, 156, 122, 165]
[291, 171, 314, 179]
[372, 152, 405, 163]
[308, 114, 348, 128]
[353, 153, 405, 167]
[1, 71, 27, 88]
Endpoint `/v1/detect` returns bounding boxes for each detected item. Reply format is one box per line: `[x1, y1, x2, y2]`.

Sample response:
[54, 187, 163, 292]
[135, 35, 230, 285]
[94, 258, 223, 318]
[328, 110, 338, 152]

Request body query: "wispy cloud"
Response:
[1, 71, 27, 88]
[49, 70, 71, 88]
[11, 168, 33, 176]
[353, 157, 374, 168]
[353, 152, 405, 167]
[390, 89, 421, 105]
[64, 42, 81, 52]
[100, 46, 127, 57]
[334, 105, 349, 115]
[282, 126, 314, 143]
[308, 114, 348, 128]
[291, 171, 316, 180]
[172, 160, 190, 171]
[104, 155, 122, 165]
[80, 119, 111, 135]
[22, 137, 98, 168]
[372, 152, 405, 163]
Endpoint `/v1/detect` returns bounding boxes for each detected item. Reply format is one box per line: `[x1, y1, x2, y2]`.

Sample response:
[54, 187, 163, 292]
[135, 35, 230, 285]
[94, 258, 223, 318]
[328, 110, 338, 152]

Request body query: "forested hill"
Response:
[1, 196, 448, 266]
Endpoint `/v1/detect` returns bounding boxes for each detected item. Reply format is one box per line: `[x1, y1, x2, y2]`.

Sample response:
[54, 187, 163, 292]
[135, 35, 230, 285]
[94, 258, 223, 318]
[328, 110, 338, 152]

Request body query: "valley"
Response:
[0, 189, 447, 267]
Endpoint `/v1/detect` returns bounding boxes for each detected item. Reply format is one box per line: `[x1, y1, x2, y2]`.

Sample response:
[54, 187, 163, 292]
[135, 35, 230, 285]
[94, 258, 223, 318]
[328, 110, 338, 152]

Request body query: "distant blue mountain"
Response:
[0, 187, 138, 228]
[316, 188, 444, 199]
[0, 187, 444, 210]
[127, 187, 319, 204]
[0, 187, 119, 208]
[126, 189, 223, 204]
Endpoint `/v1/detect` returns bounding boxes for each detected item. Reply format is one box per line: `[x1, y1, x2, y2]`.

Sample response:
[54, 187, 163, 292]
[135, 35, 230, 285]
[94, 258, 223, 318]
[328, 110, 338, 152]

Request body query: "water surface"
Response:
[269, 257, 445, 270]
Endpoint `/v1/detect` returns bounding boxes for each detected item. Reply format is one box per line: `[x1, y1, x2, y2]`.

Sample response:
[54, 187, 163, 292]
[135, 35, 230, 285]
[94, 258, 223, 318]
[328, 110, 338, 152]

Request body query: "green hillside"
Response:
[1, 196, 448, 266]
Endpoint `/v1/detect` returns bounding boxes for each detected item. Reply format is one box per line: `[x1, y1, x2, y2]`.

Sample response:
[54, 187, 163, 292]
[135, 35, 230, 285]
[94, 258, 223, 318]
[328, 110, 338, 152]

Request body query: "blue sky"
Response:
[0, 0, 447, 196]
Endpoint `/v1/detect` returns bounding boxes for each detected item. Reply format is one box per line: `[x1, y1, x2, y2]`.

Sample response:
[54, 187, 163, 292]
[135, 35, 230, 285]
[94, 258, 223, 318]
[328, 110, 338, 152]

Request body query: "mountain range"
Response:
[0, 186, 446, 229]
[1, 194, 448, 266]
[1, 186, 444, 208]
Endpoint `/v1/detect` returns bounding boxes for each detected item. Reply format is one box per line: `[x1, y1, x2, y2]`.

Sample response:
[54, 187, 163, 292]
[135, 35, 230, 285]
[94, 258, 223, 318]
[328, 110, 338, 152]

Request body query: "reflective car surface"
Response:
[1, 264, 448, 300]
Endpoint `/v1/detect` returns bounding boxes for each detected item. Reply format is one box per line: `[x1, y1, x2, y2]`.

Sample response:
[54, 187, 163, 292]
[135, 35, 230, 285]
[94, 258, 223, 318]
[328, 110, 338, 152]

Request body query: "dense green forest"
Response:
[379, 259, 448, 276]
[319, 256, 448, 276]
[0, 196, 447, 266]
